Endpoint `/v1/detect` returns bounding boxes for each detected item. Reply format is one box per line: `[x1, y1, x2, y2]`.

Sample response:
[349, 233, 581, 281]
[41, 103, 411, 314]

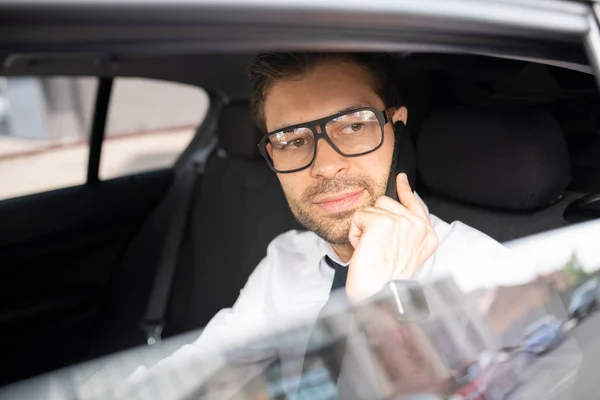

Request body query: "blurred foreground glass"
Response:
[1, 220, 597, 400]
[258, 107, 390, 173]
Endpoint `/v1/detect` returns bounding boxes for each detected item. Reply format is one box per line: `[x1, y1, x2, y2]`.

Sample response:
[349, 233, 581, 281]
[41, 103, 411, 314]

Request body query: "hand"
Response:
[346, 173, 439, 302]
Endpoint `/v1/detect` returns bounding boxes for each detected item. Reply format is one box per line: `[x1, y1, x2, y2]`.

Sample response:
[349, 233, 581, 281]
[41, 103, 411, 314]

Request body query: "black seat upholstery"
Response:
[89, 103, 300, 355]
[165, 103, 302, 335]
[417, 109, 575, 242]
[169, 106, 578, 336]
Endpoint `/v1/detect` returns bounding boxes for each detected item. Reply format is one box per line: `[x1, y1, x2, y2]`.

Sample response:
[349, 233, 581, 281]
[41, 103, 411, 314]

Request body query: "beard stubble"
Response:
[286, 172, 388, 245]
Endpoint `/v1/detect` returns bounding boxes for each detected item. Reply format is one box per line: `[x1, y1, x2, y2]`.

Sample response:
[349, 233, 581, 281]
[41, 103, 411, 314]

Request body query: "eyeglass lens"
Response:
[266, 109, 382, 172]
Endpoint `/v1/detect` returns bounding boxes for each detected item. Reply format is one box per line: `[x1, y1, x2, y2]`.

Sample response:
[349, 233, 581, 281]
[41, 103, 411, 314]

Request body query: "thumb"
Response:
[348, 210, 370, 249]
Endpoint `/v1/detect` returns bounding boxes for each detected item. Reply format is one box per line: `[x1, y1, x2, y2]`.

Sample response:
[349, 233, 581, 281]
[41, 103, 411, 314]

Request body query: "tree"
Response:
[563, 253, 589, 287]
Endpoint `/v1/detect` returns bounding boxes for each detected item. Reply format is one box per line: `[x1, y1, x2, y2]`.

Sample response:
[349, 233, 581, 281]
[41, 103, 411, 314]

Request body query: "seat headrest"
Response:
[217, 103, 262, 160]
[417, 110, 571, 211]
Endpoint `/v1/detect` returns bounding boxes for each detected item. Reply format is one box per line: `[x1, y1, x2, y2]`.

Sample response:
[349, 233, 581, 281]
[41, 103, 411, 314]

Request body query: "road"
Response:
[509, 311, 600, 400]
[0, 128, 194, 199]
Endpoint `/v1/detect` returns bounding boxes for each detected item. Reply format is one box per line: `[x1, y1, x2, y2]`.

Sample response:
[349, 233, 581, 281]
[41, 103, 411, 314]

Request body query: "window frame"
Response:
[86, 77, 112, 185]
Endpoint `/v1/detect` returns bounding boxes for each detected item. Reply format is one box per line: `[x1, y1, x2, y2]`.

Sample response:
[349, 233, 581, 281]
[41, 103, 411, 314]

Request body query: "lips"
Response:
[313, 189, 366, 213]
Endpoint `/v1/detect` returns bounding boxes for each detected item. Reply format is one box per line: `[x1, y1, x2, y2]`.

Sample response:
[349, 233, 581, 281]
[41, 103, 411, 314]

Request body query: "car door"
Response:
[0, 73, 213, 384]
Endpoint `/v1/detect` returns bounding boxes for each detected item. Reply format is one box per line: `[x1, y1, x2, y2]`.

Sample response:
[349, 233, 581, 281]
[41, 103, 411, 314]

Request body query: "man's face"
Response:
[263, 60, 399, 245]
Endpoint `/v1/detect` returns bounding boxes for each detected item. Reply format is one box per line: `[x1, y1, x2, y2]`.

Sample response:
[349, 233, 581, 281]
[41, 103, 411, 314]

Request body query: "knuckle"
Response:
[395, 215, 410, 228]
[381, 216, 396, 230]
[412, 217, 427, 232]
[352, 210, 366, 222]
[362, 207, 378, 215]
[428, 231, 440, 249]
[399, 213, 412, 225]
[375, 196, 390, 208]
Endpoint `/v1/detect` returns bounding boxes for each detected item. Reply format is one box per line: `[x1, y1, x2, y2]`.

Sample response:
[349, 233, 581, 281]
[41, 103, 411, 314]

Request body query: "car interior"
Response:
[1, 51, 600, 387]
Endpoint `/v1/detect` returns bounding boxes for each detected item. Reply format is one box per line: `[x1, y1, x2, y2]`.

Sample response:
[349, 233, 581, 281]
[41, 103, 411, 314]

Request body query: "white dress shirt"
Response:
[190, 200, 519, 354]
[109, 196, 528, 399]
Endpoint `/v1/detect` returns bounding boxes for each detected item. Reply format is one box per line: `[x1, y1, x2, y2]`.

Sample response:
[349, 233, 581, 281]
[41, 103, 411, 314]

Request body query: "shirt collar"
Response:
[324, 242, 348, 267]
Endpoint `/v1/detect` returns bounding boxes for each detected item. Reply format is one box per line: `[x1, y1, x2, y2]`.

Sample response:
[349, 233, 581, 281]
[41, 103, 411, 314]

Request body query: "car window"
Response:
[0, 76, 96, 200]
[100, 78, 209, 180]
[523, 323, 547, 338]
[577, 278, 598, 293]
[2, 62, 598, 399]
[0, 76, 209, 200]
[571, 286, 589, 301]
[7, 220, 592, 400]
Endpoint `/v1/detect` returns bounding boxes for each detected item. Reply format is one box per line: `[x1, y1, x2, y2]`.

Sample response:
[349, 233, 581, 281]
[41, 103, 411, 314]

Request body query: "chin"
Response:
[312, 217, 353, 245]
[324, 236, 351, 246]
[322, 209, 356, 221]
[291, 201, 362, 245]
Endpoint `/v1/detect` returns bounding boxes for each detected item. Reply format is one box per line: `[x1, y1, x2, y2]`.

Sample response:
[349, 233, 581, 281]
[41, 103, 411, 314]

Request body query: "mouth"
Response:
[313, 189, 366, 213]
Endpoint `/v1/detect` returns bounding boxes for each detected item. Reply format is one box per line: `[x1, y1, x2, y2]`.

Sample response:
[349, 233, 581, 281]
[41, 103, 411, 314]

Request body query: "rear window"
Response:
[0, 76, 96, 200]
[0, 76, 208, 200]
[100, 78, 208, 180]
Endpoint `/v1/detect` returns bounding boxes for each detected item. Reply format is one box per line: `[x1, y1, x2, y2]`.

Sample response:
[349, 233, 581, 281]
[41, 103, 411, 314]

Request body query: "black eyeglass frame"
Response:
[257, 106, 392, 174]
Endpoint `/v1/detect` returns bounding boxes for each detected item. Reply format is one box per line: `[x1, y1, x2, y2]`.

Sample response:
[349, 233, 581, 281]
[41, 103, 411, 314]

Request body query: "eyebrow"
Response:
[269, 102, 372, 132]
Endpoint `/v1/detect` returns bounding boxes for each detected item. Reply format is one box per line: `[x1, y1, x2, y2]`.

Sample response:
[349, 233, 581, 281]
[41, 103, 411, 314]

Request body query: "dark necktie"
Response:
[294, 256, 349, 395]
[325, 255, 348, 294]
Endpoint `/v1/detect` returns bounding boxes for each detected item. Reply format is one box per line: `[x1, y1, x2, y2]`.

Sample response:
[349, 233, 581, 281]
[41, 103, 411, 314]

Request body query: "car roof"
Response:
[0, 0, 592, 100]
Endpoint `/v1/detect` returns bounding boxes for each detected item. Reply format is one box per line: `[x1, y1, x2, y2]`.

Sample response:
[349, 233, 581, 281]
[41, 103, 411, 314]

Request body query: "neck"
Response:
[331, 243, 354, 264]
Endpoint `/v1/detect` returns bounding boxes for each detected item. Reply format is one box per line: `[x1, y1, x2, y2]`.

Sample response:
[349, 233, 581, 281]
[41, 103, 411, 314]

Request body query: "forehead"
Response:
[263, 60, 385, 132]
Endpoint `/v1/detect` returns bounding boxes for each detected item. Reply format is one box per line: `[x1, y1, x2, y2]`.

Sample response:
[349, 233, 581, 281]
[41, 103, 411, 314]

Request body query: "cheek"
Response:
[353, 129, 394, 176]
[278, 173, 309, 199]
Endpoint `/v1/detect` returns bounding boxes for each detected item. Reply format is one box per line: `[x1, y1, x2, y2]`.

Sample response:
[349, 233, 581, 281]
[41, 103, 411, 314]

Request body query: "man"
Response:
[195, 52, 450, 351]
[251, 52, 438, 303]
[117, 52, 517, 398]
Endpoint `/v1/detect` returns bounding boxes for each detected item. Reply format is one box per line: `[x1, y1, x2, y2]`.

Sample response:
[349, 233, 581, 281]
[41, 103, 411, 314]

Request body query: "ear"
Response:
[392, 106, 408, 125]
[266, 142, 273, 158]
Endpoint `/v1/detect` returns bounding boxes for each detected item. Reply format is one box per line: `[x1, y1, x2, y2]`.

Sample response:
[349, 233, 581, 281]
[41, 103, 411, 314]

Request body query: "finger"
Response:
[348, 217, 362, 249]
[374, 195, 408, 216]
[348, 210, 369, 249]
[348, 209, 389, 248]
[365, 203, 425, 234]
[396, 173, 428, 218]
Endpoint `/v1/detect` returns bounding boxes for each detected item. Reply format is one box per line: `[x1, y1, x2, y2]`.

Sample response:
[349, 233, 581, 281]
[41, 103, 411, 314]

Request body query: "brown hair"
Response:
[248, 52, 402, 132]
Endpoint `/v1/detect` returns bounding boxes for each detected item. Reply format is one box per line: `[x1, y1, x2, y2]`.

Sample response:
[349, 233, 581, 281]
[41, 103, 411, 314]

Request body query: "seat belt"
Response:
[141, 136, 217, 345]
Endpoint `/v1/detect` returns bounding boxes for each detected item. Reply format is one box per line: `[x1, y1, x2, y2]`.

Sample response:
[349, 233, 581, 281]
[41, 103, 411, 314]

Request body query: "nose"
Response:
[310, 138, 349, 179]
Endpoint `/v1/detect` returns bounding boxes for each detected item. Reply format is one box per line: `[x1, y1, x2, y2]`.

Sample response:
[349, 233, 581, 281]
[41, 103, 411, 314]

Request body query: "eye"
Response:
[284, 138, 309, 149]
[342, 123, 364, 133]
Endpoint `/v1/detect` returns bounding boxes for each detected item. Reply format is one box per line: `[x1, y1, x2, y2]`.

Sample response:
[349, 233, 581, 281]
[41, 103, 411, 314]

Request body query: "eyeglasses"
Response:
[258, 107, 391, 173]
